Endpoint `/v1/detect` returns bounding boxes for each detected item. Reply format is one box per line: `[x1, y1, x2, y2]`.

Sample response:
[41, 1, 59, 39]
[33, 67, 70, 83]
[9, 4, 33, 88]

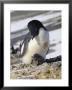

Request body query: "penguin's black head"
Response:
[28, 20, 46, 39]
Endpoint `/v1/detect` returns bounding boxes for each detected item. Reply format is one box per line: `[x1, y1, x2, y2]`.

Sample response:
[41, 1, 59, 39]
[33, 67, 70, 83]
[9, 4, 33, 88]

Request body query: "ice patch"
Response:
[46, 29, 61, 59]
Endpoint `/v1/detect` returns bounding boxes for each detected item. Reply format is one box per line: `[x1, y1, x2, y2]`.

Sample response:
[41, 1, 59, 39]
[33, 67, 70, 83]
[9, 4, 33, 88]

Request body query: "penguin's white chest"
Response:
[22, 29, 49, 64]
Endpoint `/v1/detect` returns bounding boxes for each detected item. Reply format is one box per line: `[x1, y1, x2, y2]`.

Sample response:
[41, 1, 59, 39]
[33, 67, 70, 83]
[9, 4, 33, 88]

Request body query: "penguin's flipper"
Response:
[19, 32, 32, 57]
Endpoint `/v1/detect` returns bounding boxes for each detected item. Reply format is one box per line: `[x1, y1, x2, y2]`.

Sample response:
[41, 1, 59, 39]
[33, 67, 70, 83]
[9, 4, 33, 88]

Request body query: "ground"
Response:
[10, 55, 61, 79]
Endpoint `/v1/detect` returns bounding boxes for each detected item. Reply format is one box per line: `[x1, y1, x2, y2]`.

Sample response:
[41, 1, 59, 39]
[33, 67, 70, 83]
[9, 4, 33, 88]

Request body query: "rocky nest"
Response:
[10, 55, 61, 79]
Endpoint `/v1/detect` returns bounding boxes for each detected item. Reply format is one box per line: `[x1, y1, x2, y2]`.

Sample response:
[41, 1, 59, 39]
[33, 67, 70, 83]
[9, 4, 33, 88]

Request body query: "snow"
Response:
[11, 12, 61, 32]
[46, 29, 61, 59]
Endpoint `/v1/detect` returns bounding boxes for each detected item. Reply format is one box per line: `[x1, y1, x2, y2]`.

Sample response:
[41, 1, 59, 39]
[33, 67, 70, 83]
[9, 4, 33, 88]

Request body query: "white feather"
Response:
[21, 28, 49, 64]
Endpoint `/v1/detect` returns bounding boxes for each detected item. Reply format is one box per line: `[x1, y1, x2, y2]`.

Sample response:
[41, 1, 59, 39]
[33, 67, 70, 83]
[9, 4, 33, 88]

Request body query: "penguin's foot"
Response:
[32, 54, 45, 65]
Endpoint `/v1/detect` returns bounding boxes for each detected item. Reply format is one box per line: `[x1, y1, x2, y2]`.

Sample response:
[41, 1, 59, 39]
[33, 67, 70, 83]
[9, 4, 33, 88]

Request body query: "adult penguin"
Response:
[21, 20, 49, 64]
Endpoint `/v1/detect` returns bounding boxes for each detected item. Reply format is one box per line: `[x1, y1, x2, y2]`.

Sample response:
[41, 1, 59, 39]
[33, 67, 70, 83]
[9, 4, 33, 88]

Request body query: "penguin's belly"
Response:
[22, 39, 48, 64]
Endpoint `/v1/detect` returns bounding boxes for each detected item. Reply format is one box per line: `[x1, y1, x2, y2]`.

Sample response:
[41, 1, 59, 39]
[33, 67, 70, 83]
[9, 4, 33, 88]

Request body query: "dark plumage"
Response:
[28, 20, 47, 39]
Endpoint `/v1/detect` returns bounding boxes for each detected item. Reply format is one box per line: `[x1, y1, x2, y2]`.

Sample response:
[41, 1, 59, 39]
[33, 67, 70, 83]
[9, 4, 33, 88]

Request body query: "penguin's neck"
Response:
[35, 28, 49, 46]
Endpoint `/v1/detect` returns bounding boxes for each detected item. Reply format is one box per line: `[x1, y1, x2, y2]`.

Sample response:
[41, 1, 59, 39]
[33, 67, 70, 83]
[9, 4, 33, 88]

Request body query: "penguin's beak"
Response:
[31, 36, 34, 39]
[31, 35, 35, 39]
